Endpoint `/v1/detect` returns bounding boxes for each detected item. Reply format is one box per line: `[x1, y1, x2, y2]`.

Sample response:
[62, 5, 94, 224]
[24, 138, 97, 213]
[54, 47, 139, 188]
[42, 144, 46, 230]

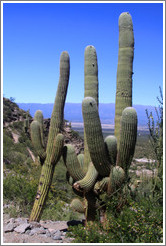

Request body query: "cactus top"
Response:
[84, 45, 98, 77]
[59, 51, 70, 79]
[121, 106, 137, 121]
[119, 12, 134, 48]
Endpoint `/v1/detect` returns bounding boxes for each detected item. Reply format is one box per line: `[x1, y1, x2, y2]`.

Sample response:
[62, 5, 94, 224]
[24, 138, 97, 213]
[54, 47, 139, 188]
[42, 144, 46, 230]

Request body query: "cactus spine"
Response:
[114, 12, 134, 148]
[29, 51, 70, 222]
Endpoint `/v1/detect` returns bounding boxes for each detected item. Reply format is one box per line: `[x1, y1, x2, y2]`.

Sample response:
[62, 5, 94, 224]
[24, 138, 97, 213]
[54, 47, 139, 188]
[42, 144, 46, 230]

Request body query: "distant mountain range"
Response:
[17, 102, 157, 127]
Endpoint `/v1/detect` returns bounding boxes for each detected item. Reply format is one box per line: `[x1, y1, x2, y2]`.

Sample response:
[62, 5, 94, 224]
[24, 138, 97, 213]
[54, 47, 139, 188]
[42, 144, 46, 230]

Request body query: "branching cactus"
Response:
[29, 51, 70, 222]
[64, 12, 137, 224]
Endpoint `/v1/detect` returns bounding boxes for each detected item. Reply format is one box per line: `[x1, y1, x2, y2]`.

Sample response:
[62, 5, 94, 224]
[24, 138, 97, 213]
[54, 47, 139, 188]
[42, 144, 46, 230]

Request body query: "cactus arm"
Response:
[73, 162, 98, 192]
[70, 198, 85, 213]
[107, 166, 125, 195]
[82, 97, 111, 176]
[34, 110, 45, 147]
[23, 110, 30, 133]
[50, 133, 64, 165]
[66, 171, 74, 186]
[77, 153, 84, 169]
[116, 107, 137, 176]
[104, 135, 117, 166]
[84, 45, 99, 172]
[94, 177, 109, 195]
[114, 12, 134, 148]
[84, 45, 99, 106]
[30, 120, 46, 162]
[63, 144, 86, 181]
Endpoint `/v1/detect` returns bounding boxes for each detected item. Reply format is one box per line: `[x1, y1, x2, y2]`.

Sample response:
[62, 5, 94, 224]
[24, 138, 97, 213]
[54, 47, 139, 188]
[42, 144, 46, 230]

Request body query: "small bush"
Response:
[3, 173, 39, 217]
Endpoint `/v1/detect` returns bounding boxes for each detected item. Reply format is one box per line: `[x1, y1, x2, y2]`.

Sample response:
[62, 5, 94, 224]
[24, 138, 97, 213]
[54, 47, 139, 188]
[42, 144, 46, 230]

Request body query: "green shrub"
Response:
[3, 173, 39, 217]
[68, 199, 163, 243]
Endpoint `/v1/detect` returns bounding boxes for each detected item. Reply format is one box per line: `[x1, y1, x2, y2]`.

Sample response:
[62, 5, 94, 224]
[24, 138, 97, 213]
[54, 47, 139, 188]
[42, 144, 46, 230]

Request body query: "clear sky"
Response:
[3, 1, 164, 106]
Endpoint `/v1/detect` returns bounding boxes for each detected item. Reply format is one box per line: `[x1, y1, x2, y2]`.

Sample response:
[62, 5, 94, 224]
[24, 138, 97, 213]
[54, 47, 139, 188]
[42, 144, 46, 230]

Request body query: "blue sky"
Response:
[3, 1, 164, 106]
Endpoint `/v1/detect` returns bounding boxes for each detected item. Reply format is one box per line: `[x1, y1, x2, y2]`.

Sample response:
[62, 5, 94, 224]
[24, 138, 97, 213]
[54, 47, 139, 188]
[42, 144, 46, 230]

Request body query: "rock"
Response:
[15, 218, 28, 224]
[25, 229, 31, 235]
[52, 233, 62, 240]
[45, 230, 51, 237]
[7, 218, 15, 224]
[52, 230, 62, 240]
[52, 235, 62, 240]
[4, 223, 15, 233]
[29, 221, 41, 229]
[40, 221, 68, 231]
[48, 229, 57, 234]
[29, 227, 46, 235]
[14, 223, 30, 233]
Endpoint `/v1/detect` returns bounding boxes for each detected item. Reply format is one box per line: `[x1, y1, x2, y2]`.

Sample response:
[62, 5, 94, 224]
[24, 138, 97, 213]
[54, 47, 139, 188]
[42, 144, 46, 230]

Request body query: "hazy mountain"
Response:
[17, 102, 157, 127]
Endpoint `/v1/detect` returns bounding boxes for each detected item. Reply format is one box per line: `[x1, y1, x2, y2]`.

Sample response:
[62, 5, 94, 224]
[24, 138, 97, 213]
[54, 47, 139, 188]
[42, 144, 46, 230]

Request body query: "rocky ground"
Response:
[3, 214, 84, 244]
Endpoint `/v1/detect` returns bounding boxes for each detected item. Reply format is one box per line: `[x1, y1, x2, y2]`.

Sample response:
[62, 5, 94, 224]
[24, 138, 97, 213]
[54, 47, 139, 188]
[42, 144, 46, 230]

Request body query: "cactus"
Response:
[70, 198, 85, 213]
[114, 12, 134, 148]
[73, 162, 98, 192]
[29, 51, 70, 222]
[116, 107, 137, 176]
[84, 45, 99, 172]
[23, 110, 30, 133]
[65, 12, 137, 223]
[34, 110, 45, 147]
[82, 97, 112, 177]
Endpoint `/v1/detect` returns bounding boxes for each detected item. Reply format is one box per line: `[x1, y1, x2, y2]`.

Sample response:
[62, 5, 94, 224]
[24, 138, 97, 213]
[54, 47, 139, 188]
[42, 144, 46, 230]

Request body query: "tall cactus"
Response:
[29, 51, 70, 222]
[66, 12, 137, 223]
[114, 12, 134, 148]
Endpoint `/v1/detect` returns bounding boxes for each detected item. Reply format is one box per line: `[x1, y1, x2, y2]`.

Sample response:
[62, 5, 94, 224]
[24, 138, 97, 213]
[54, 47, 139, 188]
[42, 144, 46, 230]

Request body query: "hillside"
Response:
[17, 102, 157, 127]
[3, 97, 84, 217]
[2, 97, 163, 243]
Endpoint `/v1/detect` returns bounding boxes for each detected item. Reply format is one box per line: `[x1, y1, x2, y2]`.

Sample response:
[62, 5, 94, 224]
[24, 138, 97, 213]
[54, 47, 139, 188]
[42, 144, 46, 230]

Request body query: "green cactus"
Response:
[107, 166, 125, 195]
[84, 45, 99, 172]
[23, 110, 30, 133]
[114, 12, 134, 148]
[63, 144, 86, 181]
[65, 12, 136, 224]
[29, 51, 70, 222]
[70, 198, 85, 213]
[34, 110, 45, 147]
[104, 135, 117, 166]
[82, 96, 137, 179]
[30, 120, 46, 164]
[94, 177, 109, 195]
[73, 162, 98, 192]
[116, 107, 137, 176]
[82, 97, 111, 177]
